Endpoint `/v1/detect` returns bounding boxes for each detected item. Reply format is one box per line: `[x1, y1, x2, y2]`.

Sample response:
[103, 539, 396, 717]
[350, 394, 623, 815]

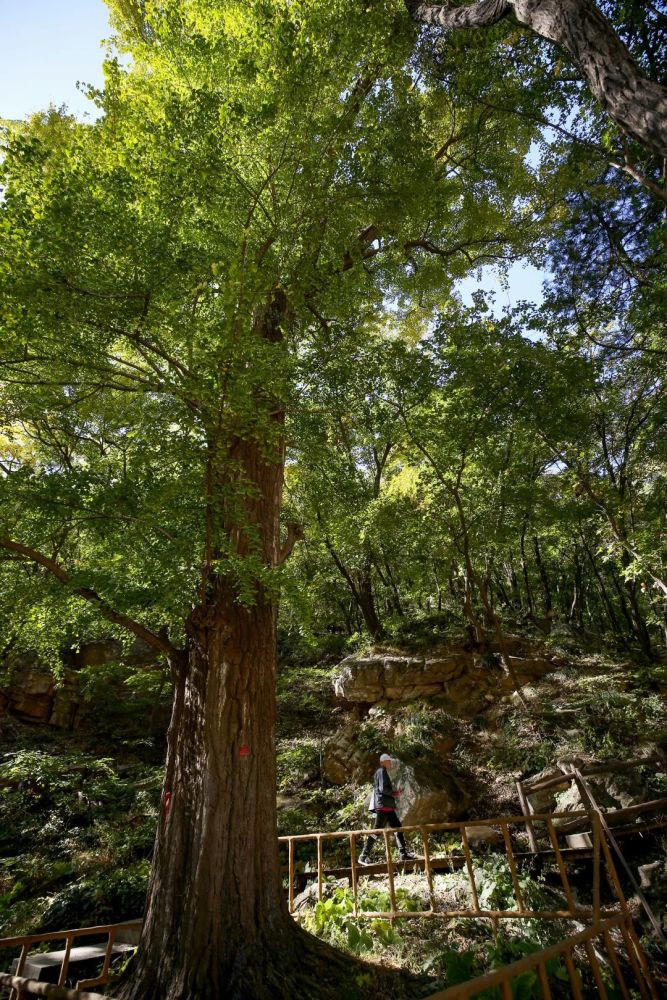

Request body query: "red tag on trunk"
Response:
[163, 791, 171, 823]
[239, 745, 250, 757]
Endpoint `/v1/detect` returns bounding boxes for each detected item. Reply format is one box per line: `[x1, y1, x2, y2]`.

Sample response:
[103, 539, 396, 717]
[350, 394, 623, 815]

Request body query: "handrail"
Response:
[277, 809, 591, 843]
[423, 912, 658, 999]
[0, 973, 114, 999]
[0, 921, 141, 951]
[279, 810, 618, 922]
[0, 920, 140, 999]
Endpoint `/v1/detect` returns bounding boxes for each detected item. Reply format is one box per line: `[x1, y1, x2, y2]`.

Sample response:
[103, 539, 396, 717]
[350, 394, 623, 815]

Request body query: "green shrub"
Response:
[301, 884, 421, 954]
[38, 861, 149, 930]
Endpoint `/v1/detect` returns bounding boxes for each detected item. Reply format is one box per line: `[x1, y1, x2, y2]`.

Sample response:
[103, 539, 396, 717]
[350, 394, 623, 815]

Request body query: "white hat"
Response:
[379, 753, 392, 762]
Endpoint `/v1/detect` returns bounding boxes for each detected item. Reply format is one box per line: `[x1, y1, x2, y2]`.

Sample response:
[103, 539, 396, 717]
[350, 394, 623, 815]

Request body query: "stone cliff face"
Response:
[0, 638, 159, 728]
[332, 638, 561, 715]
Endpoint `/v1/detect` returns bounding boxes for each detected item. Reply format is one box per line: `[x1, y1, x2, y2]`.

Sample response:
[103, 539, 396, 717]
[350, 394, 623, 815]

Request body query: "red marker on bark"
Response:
[239, 745, 250, 757]
[163, 790, 171, 824]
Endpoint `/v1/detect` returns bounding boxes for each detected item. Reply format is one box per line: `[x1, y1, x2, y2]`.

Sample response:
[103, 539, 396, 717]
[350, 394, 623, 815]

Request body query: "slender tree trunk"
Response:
[432, 559, 443, 612]
[406, 0, 667, 157]
[532, 535, 552, 613]
[520, 527, 534, 614]
[493, 568, 512, 608]
[579, 530, 622, 637]
[569, 552, 584, 629]
[620, 552, 653, 656]
[323, 539, 385, 639]
[355, 567, 385, 639]
[382, 551, 405, 617]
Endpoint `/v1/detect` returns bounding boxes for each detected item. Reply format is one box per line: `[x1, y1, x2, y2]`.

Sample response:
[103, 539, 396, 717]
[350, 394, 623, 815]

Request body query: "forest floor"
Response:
[1, 627, 666, 993]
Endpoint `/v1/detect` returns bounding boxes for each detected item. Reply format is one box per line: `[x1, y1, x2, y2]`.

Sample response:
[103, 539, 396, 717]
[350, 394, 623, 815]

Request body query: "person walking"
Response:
[358, 753, 415, 864]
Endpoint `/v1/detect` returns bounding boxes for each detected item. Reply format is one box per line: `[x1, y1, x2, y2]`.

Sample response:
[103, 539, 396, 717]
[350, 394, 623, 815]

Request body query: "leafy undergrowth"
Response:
[1, 636, 666, 991]
[296, 864, 591, 997]
[0, 730, 162, 939]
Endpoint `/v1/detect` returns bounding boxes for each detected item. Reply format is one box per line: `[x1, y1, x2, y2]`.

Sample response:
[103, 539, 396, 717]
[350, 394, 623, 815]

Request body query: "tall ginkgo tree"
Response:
[0, 1, 539, 997]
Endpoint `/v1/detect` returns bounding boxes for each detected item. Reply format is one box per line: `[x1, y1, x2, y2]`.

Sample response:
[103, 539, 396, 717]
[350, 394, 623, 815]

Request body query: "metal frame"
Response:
[0, 921, 140, 999]
[423, 911, 658, 999]
[280, 811, 612, 921]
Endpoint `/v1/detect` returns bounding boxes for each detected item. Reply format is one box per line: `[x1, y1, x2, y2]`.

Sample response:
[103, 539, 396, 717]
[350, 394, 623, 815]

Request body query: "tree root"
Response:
[114, 919, 436, 1000]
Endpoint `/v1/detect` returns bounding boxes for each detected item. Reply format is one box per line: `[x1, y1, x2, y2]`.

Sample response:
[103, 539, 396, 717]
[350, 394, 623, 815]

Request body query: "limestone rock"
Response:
[332, 641, 559, 711]
[4, 663, 55, 723]
[466, 825, 503, 845]
[49, 670, 84, 729]
[293, 877, 349, 912]
[638, 862, 661, 889]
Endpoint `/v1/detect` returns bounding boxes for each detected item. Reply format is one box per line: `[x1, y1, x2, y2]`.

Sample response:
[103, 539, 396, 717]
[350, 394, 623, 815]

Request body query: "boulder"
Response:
[392, 759, 469, 825]
[322, 723, 376, 785]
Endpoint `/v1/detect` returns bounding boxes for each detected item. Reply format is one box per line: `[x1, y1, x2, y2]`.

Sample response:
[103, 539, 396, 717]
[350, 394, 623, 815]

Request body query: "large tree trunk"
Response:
[119, 593, 412, 999]
[116, 290, 306, 997]
[406, 0, 667, 158]
[120, 597, 293, 999]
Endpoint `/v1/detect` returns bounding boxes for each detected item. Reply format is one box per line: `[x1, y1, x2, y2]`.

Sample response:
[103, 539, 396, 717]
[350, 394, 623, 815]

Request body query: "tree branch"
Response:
[0, 537, 178, 658]
[275, 522, 305, 566]
[405, 0, 510, 30]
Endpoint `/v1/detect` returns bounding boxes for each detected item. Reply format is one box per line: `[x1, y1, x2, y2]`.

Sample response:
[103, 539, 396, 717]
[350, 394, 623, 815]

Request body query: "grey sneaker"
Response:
[398, 851, 416, 861]
[357, 853, 372, 866]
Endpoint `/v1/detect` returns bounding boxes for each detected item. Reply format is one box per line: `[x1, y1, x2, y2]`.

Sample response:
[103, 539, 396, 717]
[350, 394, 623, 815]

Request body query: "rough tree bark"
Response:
[406, 0, 667, 158]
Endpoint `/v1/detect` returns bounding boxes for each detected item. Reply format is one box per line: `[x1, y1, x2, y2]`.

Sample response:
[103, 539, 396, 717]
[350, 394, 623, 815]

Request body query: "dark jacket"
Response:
[370, 766, 397, 812]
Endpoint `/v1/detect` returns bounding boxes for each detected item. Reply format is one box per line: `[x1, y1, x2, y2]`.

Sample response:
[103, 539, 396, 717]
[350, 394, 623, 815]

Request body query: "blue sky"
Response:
[0, 0, 110, 121]
[0, 1, 545, 310]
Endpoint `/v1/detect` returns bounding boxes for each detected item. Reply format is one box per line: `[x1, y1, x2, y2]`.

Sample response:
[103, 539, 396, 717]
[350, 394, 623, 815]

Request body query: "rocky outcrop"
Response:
[2, 660, 57, 724]
[332, 641, 559, 712]
[323, 722, 470, 820]
[0, 637, 161, 729]
[0, 661, 84, 728]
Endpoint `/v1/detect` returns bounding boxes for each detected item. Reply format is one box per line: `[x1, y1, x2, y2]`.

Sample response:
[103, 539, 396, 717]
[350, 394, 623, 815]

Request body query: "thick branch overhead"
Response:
[0, 537, 177, 658]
